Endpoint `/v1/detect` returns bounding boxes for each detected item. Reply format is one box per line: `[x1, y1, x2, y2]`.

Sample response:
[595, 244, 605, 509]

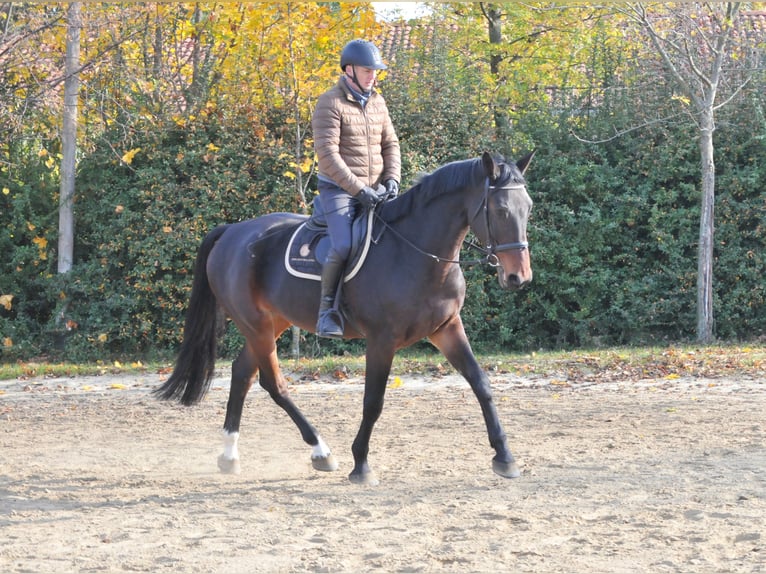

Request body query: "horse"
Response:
[154, 151, 534, 485]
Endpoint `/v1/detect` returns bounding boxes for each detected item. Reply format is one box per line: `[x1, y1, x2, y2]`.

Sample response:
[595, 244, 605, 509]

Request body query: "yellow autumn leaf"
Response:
[113, 360, 122, 368]
[110, 383, 127, 390]
[664, 373, 680, 380]
[3, 337, 13, 347]
[32, 236, 48, 260]
[387, 376, 403, 389]
[207, 143, 220, 152]
[97, 333, 108, 343]
[283, 171, 296, 179]
[0, 294, 13, 310]
[121, 147, 141, 164]
[299, 156, 314, 173]
[81, 385, 93, 391]
[2, 187, 9, 195]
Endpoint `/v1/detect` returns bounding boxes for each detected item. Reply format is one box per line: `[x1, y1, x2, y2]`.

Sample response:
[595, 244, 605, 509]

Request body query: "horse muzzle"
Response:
[495, 250, 532, 290]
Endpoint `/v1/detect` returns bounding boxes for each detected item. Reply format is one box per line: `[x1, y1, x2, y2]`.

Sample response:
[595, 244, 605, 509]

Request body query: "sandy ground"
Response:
[1, 368, 764, 574]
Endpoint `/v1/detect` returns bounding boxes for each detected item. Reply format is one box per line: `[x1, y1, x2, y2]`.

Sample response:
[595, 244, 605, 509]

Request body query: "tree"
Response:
[431, 2, 620, 151]
[623, 2, 758, 342]
[58, 2, 81, 275]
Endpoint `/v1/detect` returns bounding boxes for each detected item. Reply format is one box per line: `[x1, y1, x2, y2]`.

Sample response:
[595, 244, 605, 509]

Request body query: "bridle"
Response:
[373, 177, 529, 267]
[468, 178, 529, 267]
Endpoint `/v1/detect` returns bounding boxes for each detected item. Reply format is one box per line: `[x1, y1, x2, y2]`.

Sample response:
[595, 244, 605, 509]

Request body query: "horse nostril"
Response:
[505, 273, 531, 290]
[507, 274, 521, 288]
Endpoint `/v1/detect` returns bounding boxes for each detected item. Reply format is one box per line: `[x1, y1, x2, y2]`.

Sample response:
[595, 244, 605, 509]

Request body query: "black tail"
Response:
[154, 224, 230, 405]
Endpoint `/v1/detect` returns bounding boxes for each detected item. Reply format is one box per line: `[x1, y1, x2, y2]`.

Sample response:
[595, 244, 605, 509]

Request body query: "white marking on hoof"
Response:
[219, 430, 240, 474]
[217, 454, 241, 475]
[311, 436, 339, 471]
[311, 436, 331, 459]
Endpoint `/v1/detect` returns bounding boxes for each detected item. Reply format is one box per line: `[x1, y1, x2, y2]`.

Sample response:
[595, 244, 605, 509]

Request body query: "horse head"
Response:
[471, 151, 534, 290]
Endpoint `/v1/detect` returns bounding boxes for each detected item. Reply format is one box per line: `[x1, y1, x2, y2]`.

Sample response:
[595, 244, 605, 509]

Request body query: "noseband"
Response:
[470, 177, 529, 267]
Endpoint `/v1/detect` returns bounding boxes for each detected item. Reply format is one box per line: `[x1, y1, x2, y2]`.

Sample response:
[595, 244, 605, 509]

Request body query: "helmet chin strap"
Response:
[347, 66, 372, 95]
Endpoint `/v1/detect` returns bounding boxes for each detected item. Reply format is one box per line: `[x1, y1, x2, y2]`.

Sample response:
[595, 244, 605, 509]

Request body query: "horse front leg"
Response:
[349, 343, 395, 486]
[429, 317, 521, 479]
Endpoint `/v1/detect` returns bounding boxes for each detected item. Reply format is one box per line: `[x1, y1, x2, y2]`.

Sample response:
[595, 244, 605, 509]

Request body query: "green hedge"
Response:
[2, 87, 765, 362]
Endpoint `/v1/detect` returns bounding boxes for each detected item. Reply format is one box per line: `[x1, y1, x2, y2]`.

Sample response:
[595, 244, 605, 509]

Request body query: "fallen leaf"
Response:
[388, 376, 403, 389]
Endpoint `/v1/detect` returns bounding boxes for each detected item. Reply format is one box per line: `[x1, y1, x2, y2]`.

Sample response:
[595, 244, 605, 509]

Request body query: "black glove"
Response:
[384, 179, 399, 198]
[356, 186, 382, 209]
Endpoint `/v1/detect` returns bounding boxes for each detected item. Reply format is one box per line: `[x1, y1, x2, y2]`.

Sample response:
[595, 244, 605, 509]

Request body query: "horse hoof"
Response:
[492, 458, 521, 479]
[217, 454, 241, 475]
[348, 470, 379, 486]
[312, 454, 339, 472]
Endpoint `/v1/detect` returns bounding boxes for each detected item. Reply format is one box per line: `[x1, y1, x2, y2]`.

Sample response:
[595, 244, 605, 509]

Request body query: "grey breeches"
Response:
[317, 181, 358, 261]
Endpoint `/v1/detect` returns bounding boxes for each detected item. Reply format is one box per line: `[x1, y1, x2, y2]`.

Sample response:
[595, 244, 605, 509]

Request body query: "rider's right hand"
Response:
[356, 186, 383, 209]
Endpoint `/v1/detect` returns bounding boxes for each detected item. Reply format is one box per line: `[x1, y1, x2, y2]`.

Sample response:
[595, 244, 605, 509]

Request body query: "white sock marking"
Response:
[222, 430, 240, 460]
[311, 435, 332, 459]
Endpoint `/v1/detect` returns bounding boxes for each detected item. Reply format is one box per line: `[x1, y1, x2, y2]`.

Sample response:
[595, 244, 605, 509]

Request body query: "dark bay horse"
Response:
[155, 151, 534, 485]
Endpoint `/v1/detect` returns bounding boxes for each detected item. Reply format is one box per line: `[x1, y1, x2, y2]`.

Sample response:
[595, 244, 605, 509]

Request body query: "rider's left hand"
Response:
[384, 179, 399, 199]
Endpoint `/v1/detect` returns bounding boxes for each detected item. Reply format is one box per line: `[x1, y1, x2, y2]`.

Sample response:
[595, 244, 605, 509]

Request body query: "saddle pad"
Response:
[284, 208, 375, 282]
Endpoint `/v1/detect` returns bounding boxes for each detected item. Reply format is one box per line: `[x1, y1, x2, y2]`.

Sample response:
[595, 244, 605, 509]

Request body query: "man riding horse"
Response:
[311, 39, 401, 338]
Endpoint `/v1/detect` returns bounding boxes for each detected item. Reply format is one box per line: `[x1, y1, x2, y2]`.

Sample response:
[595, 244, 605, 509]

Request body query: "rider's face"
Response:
[347, 66, 377, 92]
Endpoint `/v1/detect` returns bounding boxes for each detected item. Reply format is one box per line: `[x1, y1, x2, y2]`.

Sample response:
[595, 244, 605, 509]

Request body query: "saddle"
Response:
[284, 199, 377, 282]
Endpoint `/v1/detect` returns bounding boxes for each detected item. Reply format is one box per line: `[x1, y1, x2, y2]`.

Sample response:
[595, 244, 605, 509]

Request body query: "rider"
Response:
[311, 39, 401, 338]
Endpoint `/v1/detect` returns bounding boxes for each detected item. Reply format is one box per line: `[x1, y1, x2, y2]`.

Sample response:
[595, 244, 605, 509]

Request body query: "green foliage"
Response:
[0, 139, 61, 359]
[383, 23, 496, 179]
[1, 113, 300, 361]
[2, 5, 766, 362]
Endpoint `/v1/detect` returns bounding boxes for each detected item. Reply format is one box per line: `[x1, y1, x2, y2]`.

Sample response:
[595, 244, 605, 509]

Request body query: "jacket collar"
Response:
[337, 75, 376, 103]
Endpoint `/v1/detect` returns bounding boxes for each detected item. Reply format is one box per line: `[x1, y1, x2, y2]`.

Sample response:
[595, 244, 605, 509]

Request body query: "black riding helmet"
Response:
[340, 40, 387, 71]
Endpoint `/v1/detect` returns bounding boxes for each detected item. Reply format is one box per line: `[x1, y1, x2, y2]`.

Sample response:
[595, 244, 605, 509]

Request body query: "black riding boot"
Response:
[316, 252, 345, 339]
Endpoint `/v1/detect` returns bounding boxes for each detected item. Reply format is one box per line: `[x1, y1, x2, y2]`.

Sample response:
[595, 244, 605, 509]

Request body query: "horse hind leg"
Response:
[218, 348, 259, 474]
[256, 346, 339, 473]
[222, 316, 338, 475]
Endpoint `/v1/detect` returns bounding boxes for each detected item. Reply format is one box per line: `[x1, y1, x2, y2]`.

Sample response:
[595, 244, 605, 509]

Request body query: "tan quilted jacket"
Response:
[312, 76, 401, 195]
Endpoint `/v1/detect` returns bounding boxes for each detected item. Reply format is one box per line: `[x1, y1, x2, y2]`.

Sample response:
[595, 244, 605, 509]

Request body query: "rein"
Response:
[373, 177, 529, 268]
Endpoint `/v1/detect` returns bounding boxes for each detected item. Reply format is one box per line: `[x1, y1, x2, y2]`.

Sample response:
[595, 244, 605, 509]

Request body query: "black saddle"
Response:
[284, 199, 377, 282]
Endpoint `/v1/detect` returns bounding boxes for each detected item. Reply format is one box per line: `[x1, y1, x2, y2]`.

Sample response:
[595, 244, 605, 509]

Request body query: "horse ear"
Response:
[516, 149, 536, 175]
[481, 151, 499, 180]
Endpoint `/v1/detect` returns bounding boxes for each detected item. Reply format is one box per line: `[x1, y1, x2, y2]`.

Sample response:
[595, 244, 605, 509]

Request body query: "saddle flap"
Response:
[285, 208, 376, 282]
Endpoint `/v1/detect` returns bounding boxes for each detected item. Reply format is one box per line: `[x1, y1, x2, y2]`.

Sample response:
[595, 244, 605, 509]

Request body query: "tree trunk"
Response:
[697, 110, 716, 342]
[58, 2, 81, 275]
[483, 4, 511, 143]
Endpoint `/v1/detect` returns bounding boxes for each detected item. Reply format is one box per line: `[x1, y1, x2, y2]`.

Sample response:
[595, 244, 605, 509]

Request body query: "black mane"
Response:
[380, 155, 524, 223]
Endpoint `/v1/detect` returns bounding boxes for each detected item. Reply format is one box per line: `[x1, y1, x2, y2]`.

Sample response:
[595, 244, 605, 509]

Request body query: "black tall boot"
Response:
[316, 252, 345, 339]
